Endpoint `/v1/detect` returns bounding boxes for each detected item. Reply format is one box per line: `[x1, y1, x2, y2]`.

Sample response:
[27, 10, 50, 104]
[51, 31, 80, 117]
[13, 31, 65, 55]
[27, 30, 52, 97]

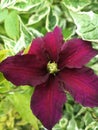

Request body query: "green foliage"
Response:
[70, 11, 98, 41]
[0, 0, 98, 130]
[62, 0, 91, 11]
[4, 11, 20, 40]
[0, 8, 8, 23]
[8, 87, 39, 130]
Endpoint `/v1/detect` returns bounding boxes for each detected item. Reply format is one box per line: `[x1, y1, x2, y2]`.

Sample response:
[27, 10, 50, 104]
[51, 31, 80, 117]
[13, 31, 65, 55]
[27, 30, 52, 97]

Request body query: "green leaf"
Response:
[65, 103, 73, 114]
[0, 78, 13, 94]
[4, 11, 20, 40]
[70, 11, 98, 42]
[75, 107, 87, 117]
[62, 0, 91, 11]
[0, 73, 5, 84]
[13, 0, 44, 12]
[63, 28, 75, 40]
[0, 25, 6, 35]
[28, 4, 50, 25]
[46, 9, 58, 31]
[85, 122, 98, 130]
[83, 112, 94, 126]
[59, 117, 68, 128]
[0, 97, 13, 116]
[8, 87, 39, 130]
[0, 49, 10, 62]
[0, 8, 8, 23]
[0, 35, 17, 54]
[0, 0, 16, 9]
[67, 117, 78, 130]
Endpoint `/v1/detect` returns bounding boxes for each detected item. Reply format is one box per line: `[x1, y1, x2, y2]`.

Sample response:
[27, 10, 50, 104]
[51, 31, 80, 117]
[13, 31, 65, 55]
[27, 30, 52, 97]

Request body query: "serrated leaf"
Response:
[70, 11, 98, 42]
[8, 88, 39, 130]
[4, 11, 20, 40]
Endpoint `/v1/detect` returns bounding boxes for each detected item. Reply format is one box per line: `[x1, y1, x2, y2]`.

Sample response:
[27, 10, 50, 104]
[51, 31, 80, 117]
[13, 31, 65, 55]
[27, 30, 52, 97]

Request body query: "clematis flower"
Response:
[0, 26, 98, 130]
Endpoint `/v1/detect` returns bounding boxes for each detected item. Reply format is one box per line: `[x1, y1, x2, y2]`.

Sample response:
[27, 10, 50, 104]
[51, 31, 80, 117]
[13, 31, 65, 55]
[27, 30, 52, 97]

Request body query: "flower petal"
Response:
[0, 55, 49, 86]
[59, 38, 98, 69]
[43, 26, 63, 61]
[28, 37, 48, 62]
[31, 76, 66, 130]
[59, 67, 98, 107]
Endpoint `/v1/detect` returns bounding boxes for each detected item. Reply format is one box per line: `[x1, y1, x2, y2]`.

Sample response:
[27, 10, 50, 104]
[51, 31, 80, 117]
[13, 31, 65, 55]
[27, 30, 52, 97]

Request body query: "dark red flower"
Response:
[0, 27, 98, 130]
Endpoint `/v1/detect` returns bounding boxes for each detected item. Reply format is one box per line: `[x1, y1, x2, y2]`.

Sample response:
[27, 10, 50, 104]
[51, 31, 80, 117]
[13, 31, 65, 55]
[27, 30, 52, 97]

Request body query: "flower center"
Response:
[47, 61, 59, 75]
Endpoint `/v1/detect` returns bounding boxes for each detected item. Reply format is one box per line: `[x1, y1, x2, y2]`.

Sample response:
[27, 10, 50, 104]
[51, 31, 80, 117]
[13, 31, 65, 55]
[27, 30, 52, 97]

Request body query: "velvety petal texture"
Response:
[0, 26, 98, 130]
[31, 76, 66, 130]
[59, 39, 98, 69]
[43, 26, 63, 61]
[0, 55, 49, 86]
[59, 67, 98, 107]
[28, 37, 48, 62]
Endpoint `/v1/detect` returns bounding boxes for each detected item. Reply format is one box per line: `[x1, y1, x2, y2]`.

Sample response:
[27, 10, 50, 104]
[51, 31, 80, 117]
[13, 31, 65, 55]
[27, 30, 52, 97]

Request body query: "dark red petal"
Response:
[59, 38, 98, 69]
[31, 76, 66, 130]
[28, 37, 48, 62]
[43, 26, 63, 61]
[59, 67, 98, 107]
[0, 55, 49, 86]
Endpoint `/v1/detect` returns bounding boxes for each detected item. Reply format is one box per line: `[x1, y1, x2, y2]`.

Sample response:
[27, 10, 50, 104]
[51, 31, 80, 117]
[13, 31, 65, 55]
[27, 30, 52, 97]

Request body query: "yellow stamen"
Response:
[47, 61, 59, 75]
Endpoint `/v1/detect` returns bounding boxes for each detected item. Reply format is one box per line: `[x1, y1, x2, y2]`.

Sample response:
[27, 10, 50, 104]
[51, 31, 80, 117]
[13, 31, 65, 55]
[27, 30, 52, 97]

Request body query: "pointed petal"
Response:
[0, 55, 49, 86]
[59, 38, 98, 69]
[31, 76, 66, 130]
[43, 26, 63, 61]
[28, 37, 48, 62]
[59, 67, 98, 107]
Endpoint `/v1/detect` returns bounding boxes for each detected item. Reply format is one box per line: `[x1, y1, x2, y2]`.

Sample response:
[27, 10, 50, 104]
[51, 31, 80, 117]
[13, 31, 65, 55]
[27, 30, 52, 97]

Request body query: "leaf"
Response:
[65, 103, 73, 114]
[83, 112, 94, 126]
[7, 87, 39, 130]
[19, 18, 33, 45]
[46, 9, 58, 31]
[62, 0, 91, 11]
[0, 97, 13, 116]
[63, 28, 75, 40]
[0, 49, 10, 62]
[85, 122, 98, 130]
[28, 4, 50, 25]
[0, 8, 8, 23]
[4, 11, 20, 40]
[0, 72, 5, 84]
[51, 5, 66, 29]
[13, 0, 43, 12]
[67, 117, 78, 130]
[59, 117, 68, 128]
[0, 0, 16, 9]
[70, 11, 98, 42]
[0, 35, 17, 54]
